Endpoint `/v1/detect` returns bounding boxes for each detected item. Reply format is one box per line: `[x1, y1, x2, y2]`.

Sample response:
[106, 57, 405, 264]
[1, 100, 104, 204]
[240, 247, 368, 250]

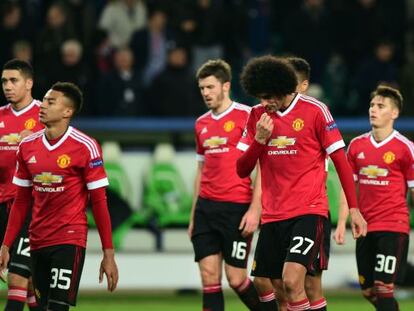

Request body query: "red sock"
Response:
[287, 298, 311, 311]
[310, 297, 327, 310]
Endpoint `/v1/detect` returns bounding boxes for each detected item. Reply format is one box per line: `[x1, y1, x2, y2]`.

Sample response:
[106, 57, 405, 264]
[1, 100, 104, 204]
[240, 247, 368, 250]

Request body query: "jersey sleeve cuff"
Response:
[12, 176, 33, 187]
[196, 154, 205, 162]
[237, 142, 249, 152]
[87, 177, 109, 190]
[326, 140, 345, 155]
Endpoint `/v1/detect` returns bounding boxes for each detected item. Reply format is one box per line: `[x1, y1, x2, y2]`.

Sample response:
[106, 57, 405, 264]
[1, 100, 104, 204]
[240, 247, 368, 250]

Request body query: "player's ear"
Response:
[25, 78, 33, 91]
[223, 81, 231, 93]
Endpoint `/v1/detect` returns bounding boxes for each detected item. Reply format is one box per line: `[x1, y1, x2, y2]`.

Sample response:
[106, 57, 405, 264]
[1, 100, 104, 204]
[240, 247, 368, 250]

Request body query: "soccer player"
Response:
[0, 82, 119, 310]
[237, 55, 367, 311]
[252, 57, 331, 311]
[1, 59, 43, 310]
[334, 85, 413, 311]
[189, 59, 261, 311]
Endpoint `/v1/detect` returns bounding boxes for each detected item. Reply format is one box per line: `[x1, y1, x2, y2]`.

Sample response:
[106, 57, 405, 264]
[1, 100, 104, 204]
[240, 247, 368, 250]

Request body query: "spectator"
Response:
[282, 0, 333, 83]
[99, 0, 147, 48]
[147, 46, 202, 116]
[97, 47, 144, 116]
[130, 8, 171, 88]
[36, 1, 77, 68]
[350, 40, 399, 115]
[0, 2, 30, 66]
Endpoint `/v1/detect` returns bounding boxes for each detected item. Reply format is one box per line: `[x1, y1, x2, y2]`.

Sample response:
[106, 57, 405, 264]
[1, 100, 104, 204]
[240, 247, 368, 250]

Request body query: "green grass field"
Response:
[2, 288, 414, 310]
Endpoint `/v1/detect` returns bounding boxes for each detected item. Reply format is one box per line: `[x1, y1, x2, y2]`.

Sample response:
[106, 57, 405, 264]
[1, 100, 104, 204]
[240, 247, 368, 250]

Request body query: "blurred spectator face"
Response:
[198, 0, 211, 9]
[3, 4, 21, 28]
[359, 0, 376, 9]
[47, 4, 67, 28]
[305, 0, 324, 9]
[149, 11, 167, 31]
[168, 48, 188, 68]
[114, 48, 134, 71]
[62, 40, 83, 66]
[12, 41, 33, 63]
[376, 43, 394, 62]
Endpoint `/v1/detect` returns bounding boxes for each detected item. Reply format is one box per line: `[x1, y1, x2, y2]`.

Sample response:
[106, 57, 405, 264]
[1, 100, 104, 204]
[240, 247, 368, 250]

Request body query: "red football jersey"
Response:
[0, 100, 43, 202]
[348, 131, 414, 234]
[13, 126, 109, 250]
[195, 102, 252, 203]
[237, 94, 345, 223]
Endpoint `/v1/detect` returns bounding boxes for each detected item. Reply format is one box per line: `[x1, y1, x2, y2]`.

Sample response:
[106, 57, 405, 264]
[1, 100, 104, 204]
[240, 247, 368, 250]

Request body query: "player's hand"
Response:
[0, 245, 10, 281]
[333, 222, 346, 245]
[349, 208, 367, 239]
[239, 204, 260, 237]
[187, 219, 194, 239]
[99, 249, 119, 292]
[255, 113, 274, 144]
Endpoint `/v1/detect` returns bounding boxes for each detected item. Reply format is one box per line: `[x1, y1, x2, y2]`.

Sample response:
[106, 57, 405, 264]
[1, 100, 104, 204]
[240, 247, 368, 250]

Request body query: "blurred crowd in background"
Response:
[0, 0, 414, 117]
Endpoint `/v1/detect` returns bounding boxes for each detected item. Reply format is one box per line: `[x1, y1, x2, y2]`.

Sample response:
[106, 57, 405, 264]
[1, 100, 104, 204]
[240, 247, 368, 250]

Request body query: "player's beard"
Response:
[208, 90, 225, 111]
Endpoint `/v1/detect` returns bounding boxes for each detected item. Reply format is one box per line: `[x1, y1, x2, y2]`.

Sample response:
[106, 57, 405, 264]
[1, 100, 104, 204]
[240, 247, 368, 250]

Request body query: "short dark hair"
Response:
[240, 55, 297, 98]
[370, 85, 403, 112]
[2, 59, 34, 79]
[285, 56, 310, 82]
[51, 82, 83, 115]
[196, 59, 232, 84]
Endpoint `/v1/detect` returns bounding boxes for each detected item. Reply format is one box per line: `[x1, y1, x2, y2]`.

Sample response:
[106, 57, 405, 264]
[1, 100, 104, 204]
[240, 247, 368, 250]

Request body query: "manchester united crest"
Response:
[383, 151, 395, 164]
[24, 118, 37, 130]
[223, 120, 235, 132]
[292, 118, 304, 131]
[57, 154, 71, 168]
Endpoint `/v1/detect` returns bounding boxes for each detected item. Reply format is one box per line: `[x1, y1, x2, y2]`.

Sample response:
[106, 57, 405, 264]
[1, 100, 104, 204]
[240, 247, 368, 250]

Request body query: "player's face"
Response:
[40, 89, 73, 125]
[1, 69, 32, 104]
[198, 75, 230, 111]
[369, 95, 399, 129]
[259, 95, 287, 113]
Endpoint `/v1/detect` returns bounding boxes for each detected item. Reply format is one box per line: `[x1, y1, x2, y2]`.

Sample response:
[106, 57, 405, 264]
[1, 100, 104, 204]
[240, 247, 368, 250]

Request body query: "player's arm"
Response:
[330, 148, 367, 238]
[239, 163, 261, 237]
[188, 161, 203, 238]
[0, 186, 32, 271]
[237, 113, 273, 178]
[334, 187, 351, 245]
[89, 187, 118, 292]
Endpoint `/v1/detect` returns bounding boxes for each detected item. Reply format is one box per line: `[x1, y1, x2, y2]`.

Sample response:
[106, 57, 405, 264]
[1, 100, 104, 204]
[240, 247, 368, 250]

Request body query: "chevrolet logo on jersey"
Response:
[0, 133, 21, 145]
[203, 136, 227, 148]
[268, 136, 296, 148]
[33, 172, 63, 185]
[359, 165, 388, 178]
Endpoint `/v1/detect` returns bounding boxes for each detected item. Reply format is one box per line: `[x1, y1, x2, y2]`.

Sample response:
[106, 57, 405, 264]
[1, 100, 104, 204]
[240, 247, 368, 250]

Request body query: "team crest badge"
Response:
[57, 154, 71, 168]
[383, 151, 395, 164]
[24, 118, 36, 130]
[223, 120, 235, 132]
[292, 118, 304, 131]
[359, 275, 365, 285]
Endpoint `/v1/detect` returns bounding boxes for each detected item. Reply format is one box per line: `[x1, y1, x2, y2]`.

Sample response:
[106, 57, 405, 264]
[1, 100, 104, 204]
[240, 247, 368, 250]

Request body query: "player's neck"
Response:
[212, 98, 233, 115]
[281, 93, 296, 110]
[11, 96, 33, 111]
[371, 126, 394, 142]
[45, 122, 70, 140]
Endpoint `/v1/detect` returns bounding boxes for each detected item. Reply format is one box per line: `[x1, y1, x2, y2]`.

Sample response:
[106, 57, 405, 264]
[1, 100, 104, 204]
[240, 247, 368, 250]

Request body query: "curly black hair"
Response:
[240, 55, 297, 98]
